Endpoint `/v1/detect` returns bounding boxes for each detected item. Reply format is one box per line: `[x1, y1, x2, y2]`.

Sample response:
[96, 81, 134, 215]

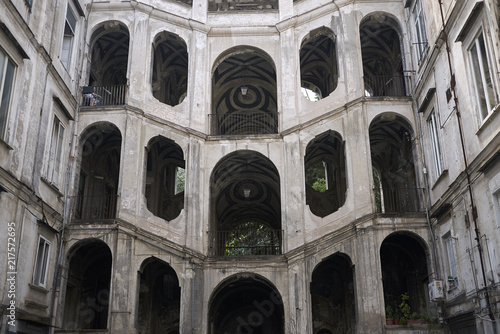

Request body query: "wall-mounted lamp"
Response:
[240, 86, 248, 96]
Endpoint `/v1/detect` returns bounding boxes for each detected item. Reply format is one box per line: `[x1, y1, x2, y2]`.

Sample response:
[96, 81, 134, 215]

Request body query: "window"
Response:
[427, 109, 443, 179]
[412, 0, 428, 62]
[33, 236, 51, 287]
[61, 4, 77, 69]
[443, 232, 458, 289]
[47, 116, 66, 187]
[0, 48, 16, 140]
[468, 31, 496, 120]
[25, 0, 33, 8]
[493, 190, 500, 228]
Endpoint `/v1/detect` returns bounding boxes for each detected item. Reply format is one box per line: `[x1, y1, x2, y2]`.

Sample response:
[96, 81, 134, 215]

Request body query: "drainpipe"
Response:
[437, 0, 496, 329]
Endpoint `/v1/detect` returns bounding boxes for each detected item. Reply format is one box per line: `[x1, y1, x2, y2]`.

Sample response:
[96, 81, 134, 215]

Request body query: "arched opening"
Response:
[151, 31, 188, 107]
[62, 240, 112, 330]
[300, 27, 338, 101]
[380, 232, 429, 320]
[208, 274, 285, 334]
[209, 150, 281, 256]
[311, 253, 356, 334]
[360, 13, 409, 97]
[369, 113, 422, 213]
[83, 21, 129, 106]
[304, 130, 347, 217]
[211, 47, 278, 135]
[74, 122, 121, 220]
[145, 136, 185, 221]
[137, 258, 181, 334]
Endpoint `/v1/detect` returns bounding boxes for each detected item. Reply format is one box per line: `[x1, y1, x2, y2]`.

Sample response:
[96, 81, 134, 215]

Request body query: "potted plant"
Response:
[386, 306, 394, 325]
[407, 312, 422, 324]
[399, 292, 411, 322]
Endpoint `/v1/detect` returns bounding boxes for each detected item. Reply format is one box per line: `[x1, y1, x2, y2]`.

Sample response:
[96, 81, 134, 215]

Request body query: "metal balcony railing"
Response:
[374, 187, 425, 213]
[364, 75, 412, 97]
[209, 112, 278, 136]
[209, 228, 282, 256]
[81, 85, 127, 107]
[208, 0, 278, 11]
[72, 195, 117, 220]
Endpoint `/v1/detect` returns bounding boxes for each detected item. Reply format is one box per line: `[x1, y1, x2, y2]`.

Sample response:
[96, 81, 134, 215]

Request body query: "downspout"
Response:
[48, 1, 94, 332]
[437, 0, 496, 328]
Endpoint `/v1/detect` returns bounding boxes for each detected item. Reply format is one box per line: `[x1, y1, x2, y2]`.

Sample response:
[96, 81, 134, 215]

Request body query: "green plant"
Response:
[410, 312, 419, 320]
[386, 306, 394, 318]
[399, 292, 411, 320]
[399, 317, 407, 325]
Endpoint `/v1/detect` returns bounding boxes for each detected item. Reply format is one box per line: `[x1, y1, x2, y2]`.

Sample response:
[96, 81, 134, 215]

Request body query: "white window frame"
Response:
[33, 235, 51, 288]
[493, 190, 500, 228]
[60, 2, 77, 69]
[46, 115, 66, 187]
[443, 232, 458, 289]
[426, 108, 443, 180]
[0, 47, 17, 141]
[412, 0, 428, 63]
[465, 26, 498, 122]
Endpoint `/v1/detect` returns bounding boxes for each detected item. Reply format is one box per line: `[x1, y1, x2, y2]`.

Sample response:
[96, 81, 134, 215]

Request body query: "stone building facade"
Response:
[0, 0, 499, 333]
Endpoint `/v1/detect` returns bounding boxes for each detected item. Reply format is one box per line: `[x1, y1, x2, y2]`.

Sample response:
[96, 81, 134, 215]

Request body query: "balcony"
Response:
[208, 0, 278, 11]
[209, 112, 278, 136]
[364, 75, 412, 97]
[209, 228, 282, 256]
[72, 195, 117, 220]
[81, 85, 127, 107]
[374, 187, 425, 214]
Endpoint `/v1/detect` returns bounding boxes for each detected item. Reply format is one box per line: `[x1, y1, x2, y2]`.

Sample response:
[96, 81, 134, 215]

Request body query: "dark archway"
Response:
[304, 130, 347, 217]
[74, 122, 121, 220]
[369, 113, 421, 213]
[208, 274, 285, 334]
[380, 232, 429, 319]
[151, 31, 188, 106]
[360, 13, 408, 97]
[137, 258, 181, 334]
[209, 150, 281, 256]
[300, 27, 338, 101]
[62, 240, 112, 330]
[145, 136, 185, 221]
[311, 253, 356, 334]
[211, 47, 277, 135]
[84, 21, 129, 106]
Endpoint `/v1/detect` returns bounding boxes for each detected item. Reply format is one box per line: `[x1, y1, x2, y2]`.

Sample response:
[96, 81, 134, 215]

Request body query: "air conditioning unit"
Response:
[428, 279, 445, 301]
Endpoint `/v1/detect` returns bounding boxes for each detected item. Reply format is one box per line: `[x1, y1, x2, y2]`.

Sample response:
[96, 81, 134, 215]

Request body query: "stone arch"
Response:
[62, 239, 112, 330]
[300, 26, 338, 101]
[151, 31, 188, 106]
[380, 231, 430, 318]
[209, 150, 281, 256]
[360, 12, 408, 97]
[304, 130, 347, 217]
[369, 113, 421, 213]
[74, 122, 122, 220]
[211, 46, 278, 135]
[310, 253, 356, 334]
[208, 273, 284, 334]
[137, 257, 181, 334]
[144, 135, 185, 221]
[88, 21, 130, 87]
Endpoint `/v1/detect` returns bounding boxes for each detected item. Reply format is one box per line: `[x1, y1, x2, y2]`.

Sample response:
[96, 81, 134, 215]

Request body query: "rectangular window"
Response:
[443, 233, 458, 288]
[412, 0, 428, 62]
[493, 190, 500, 228]
[427, 109, 443, 179]
[33, 236, 51, 288]
[61, 4, 77, 69]
[47, 116, 66, 187]
[468, 31, 496, 120]
[0, 48, 16, 140]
